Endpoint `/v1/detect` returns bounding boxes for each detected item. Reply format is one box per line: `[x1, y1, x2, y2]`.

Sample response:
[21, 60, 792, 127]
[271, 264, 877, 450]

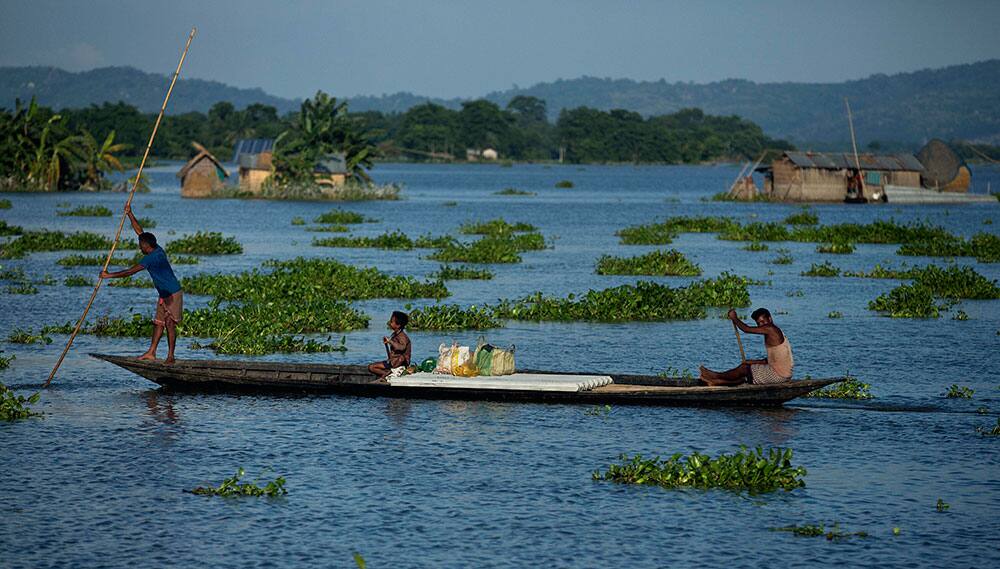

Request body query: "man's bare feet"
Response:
[137, 352, 156, 361]
[164, 355, 175, 365]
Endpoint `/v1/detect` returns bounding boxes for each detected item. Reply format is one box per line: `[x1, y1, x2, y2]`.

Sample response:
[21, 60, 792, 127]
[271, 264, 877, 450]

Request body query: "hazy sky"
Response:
[2, 0, 999, 99]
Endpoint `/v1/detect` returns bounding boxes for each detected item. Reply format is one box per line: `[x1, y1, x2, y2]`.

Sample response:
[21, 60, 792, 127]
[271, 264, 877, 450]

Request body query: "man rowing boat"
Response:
[100, 203, 183, 364]
[699, 308, 793, 386]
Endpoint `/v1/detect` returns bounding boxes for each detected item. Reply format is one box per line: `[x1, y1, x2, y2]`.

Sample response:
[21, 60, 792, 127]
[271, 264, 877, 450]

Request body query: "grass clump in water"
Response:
[593, 447, 806, 494]
[0, 220, 23, 236]
[802, 261, 840, 277]
[827, 311, 843, 318]
[817, 241, 855, 254]
[4, 283, 38, 294]
[166, 232, 242, 255]
[897, 233, 1000, 263]
[313, 231, 415, 250]
[945, 384, 974, 398]
[313, 209, 372, 224]
[976, 418, 1000, 436]
[64, 275, 92, 287]
[804, 376, 873, 399]
[742, 242, 769, 252]
[57, 205, 113, 217]
[7, 328, 52, 345]
[770, 524, 869, 541]
[428, 233, 545, 264]
[305, 224, 349, 233]
[0, 380, 41, 421]
[554, 180, 574, 188]
[784, 209, 818, 225]
[432, 265, 494, 280]
[495, 188, 534, 196]
[771, 250, 794, 265]
[188, 468, 287, 497]
[459, 218, 537, 236]
[0, 230, 131, 259]
[0, 199, 10, 209]
[291, 216, 306, 226]
[869, 284, 939, 318]
[0, 351, 13, 370]
[595, 249, 701, 276]
[408, 304, 503, 330]
[618, 216, 738, 245]
[868, 265, 1000, 318]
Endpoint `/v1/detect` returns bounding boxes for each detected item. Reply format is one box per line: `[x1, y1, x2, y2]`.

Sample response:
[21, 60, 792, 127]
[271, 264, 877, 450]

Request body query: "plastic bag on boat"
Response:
[450, 345, 473, 374]
[434, 343, 456, 374]
[474, 336, 515, 376]
[452, 362, 479, 377]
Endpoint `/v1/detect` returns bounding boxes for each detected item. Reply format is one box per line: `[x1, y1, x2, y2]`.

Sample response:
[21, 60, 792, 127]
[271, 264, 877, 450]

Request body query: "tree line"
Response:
[7, 95, 796, 166]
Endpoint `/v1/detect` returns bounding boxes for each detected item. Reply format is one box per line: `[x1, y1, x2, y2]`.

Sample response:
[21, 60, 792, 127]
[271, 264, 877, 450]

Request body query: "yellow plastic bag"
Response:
[452, 362, 479, 377]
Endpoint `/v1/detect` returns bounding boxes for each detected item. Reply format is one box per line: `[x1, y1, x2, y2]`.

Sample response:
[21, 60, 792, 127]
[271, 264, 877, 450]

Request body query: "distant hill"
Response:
[0, 65, 301, 115]
[4, 61, 1000, 146]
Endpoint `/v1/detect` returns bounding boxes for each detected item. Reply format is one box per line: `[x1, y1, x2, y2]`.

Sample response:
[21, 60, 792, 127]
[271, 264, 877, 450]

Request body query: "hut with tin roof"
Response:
[760, 151, 923, 202]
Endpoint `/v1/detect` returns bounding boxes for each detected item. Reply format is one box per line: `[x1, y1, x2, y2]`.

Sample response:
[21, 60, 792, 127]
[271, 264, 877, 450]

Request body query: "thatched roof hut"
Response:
[916, 139, 970, 192]
[177, 142, 229, 198]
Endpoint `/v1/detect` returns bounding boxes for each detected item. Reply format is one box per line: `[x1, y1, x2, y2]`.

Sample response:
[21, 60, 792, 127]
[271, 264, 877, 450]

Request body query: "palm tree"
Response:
[78, 129, 129, 189]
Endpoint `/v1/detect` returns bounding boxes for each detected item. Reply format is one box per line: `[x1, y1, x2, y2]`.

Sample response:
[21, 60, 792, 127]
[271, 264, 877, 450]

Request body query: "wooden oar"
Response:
[45, 28, 196, 387]
[732, 317, 746, 363]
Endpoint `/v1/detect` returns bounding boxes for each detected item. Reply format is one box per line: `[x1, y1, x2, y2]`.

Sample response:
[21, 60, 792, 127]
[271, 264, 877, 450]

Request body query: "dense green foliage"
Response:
[459, 218, 536, 236]
[0, 198, 10, 209]
[313, 231, 417, 250]
[188, 468, 287, 497]
[945, 385, 974, 399]
[57, 204, 112, 217]
[63, 275, 92, 287]
[869, 284, 939, 318]
[802, 262, 840, 277]
[593, 447, 806, 494]
[866, 265, 1000, 318]
[816, 241, 855, 254]
[432, 265, 494, 280]
[770, 524, 868, 541]
[7, 328, 52, 345]
[408, 304, 502, 330]
[313, 209, 371, 224]
[428, 232, 546, 264]
[0, 230, 130, 259]
[804, 376, 873, 400]
[165, 232, 243, 255]
[784, 210, 818, 226]
[595, 249, 701, 276]
[897, 232, 1000, 263]
[0, 380, 41, 421]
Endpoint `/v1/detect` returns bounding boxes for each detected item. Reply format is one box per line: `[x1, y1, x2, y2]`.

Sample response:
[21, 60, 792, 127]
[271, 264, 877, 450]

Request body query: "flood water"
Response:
[2, 162, 999, 568]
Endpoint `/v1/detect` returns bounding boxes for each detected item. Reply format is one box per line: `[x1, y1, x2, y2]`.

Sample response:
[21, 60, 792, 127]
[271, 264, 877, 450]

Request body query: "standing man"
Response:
[699, 308, 793, 386]
[100, 203, 183, 364]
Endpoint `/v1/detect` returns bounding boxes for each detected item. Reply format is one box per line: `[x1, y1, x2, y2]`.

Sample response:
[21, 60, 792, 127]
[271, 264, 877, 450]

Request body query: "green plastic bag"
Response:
[420, 357, 437, 373]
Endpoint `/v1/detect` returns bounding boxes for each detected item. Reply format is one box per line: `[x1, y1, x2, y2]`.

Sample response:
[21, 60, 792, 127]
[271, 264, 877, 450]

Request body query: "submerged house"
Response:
[760, 151, 924, 202]
[233, 138, 348, 194]
[177, 142, 229, 198]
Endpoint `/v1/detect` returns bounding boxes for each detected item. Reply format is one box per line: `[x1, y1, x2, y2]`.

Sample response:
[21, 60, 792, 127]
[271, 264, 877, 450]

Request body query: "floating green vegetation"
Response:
[408, 304, 503, 330]
[0, 220, 23, 236]
[291, 216, 306, 225]
[804, 376, 873, 400]
[55, 258, 448, 355]
[618, 216, 738, 245]
[742, 242, 769, 252]
[936, 499, 950, 512]
[7, 328, 52, 345]
[784, 210, 819, 226]
[770, 524, 869, 541]
[188, 468, 287, 497]
[135, 217, 156, 229]
[313, 209, 371, 224]
[659, 367, 695, 380]
[442, 201, 458, 207]
[4, 283, 38, 294]
[64, 275, 92, 287]
[842, 264, 910, 279]
[0, 230, 131, 259]
[976, 418, 1000, 436]
[493, 273, 752, 322]
[869, 284, 939, 318]
[0, 266, 26, 282]
[57, 253, 139, 267]
[428, 233, 545, 264]
[786, 289, 804, 297]
[0, 381, 41, 421]
[432, 264, 494, 280]
[585, 404, 613, 417]
[191, 335, 346, 355]
[954, 310, 969, 321]
[595, 249, 702, 276]
[945, 384, 974, 398]
[827, 311, 843, 319]
[166, 232, 243, 255]
[313, 231, 416, 250]
[708, 192, 771, 202]
[495, 188, 535, 196]
[0, 351, 13, 370]
[817, 241, 856, 254]
[353, 553, 366, 569]
[771, 250, 794, 265]
[305, 224, 349, 233]
[593, 447, 806, 494]
[0, 198, 10, 209]
[897, 232, 1000, 263]
[802, 261, 840, 277]
[554, 180, 574, 188]
[459, 218, 537, 236]
[57, 205, 113, 217]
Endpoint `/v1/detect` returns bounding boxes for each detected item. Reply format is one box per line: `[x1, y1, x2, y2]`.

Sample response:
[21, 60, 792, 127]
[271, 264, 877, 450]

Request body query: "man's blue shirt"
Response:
[139, 247, 182, 298]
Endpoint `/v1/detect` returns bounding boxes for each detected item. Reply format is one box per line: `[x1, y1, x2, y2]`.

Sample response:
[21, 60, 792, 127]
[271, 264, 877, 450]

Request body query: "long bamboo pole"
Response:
[845, 97, 866, 199]
[732, 320, 746, 363]
[46, 28, 196, 387]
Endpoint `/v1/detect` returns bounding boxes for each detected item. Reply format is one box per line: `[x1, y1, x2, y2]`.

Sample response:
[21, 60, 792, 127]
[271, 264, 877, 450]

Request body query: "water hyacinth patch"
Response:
[945, 384, 974, 398]
[7, 328, 52, 345]
[0, 381, 41, 421]
[0, 351, 13, 370]
[976, 418, 1000, 436]
[771, 250, 794, 265]
[827, 311, 843, 318]
[291, 217, 306, 225]
[804, 376, 873, 399]
[313, 209, 371, 224]
[495, 188, 535, 196]
[0, 230, 133, 259]
[428, 233, 545, 264]
[742, 242, 769, 252]
[593, 447, 806, 494]
[4, 283, 38, 294]
[618, 216, 738, 245]
[869, 284, 939, 318]
[165, 232, 243, 255]
[432, 265, 494, 280]
[784, 210, 819, 225]
[817, 241, 855, 254]
[64, 275, 92, 287]
[313, 231, 416, 250]
[897, 232, 1000, 263]
[595, 249, 702, 276]
[802, 262, 840, 277]
[57, 205, 113, 217]
[0, 198, 10, 209]
[188, 468, 287, 497]
[57, 253, 140, 267]
[408, 304, 503, 330]
[459, 218, 537, 236]
[0, 220, 23, 236]
[305, 224, 350, 233]
[554, 180, 574, 188]
[868, 265, 1000, 318]
[770, 524, 869, 541]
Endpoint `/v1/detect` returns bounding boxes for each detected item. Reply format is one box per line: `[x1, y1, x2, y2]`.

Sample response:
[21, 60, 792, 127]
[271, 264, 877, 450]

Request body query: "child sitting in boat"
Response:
[368, 311, 411, 380]
[699, 308, 793, 386]
[99, 203, 183, 364]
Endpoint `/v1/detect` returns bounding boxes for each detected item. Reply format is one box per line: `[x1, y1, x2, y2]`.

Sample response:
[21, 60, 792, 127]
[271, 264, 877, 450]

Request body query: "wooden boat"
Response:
[92, 353, 842, 408]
